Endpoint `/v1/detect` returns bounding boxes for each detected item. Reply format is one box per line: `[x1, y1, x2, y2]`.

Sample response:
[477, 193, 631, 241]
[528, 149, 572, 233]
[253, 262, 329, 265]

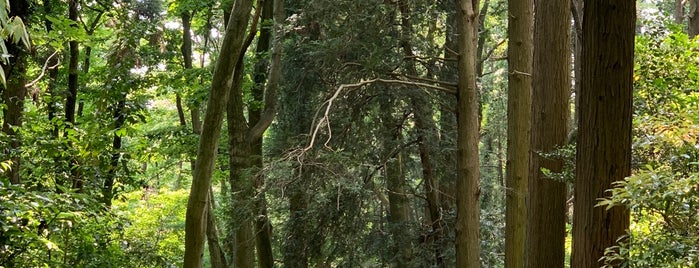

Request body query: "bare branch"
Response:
[25, 51, 60, 88]
[302, 77, 456, 154]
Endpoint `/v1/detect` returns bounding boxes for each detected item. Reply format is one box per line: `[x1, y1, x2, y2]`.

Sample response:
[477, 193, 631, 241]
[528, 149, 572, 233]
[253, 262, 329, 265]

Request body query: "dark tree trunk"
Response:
[526, 0, 570, 266]
[104, 98, 126, 207]
[396, 1, 442, 264]
[571, 1, 635, 267]
[1, 0, 31, 185]
[248, 1, 274, 266]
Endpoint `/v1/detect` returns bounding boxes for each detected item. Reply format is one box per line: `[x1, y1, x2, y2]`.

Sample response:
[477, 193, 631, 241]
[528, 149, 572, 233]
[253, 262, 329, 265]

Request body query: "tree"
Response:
[183, 0, 253, 266]
[504, 0, 532, 265]
[455, 0, 481, 266]
[526, 0, 569, 266]
[690, 0, 699, 37]
[571, 0, 635, 267]
[1, 0, 31, 185]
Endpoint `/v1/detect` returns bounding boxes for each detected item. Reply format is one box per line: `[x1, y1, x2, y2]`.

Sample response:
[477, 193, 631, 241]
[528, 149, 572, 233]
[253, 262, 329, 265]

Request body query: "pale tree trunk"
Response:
[571, 1, 634, 267]
[455, 0, 481, 266]
[183, 0, 253, 266]
[690, 0, 699, 37]
[504, 0, 532, 265]
[526, 0, 569, 266]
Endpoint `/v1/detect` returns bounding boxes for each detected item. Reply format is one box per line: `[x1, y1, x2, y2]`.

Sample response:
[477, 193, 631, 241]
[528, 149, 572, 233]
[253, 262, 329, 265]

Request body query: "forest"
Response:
[0, 0, 698, 267]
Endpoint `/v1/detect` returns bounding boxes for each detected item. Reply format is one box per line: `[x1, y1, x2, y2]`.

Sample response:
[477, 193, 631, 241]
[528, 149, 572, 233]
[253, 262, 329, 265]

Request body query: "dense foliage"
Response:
[0, 0, 696, 267]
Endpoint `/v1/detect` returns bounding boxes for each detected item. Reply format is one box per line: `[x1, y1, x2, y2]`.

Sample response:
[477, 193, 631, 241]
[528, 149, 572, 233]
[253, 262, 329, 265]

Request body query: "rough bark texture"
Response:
[1, 0, 31, 185]
[455, 0, 481, 266]
[526, 0, 569, 266]
[504, 0, 532, 265]
[690, 0, 699, 37]
[183, 0, 253, 266]
[571, 1, 635, 267]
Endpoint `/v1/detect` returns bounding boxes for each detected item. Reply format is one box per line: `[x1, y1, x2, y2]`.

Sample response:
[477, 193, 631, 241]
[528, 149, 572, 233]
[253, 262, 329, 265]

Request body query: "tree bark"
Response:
[207, 187, 228, 268]
[455, 0, 481, 267]
[571, 1, 634, 267]
[380, 93, 411, 268]
[526, 0, 569, 266]
[504, 0, 532, 266]
[690, 0, 699, 37]
[183, 0, 253, 266]
[248, 1, 274, 266]
[675, 0, 685, 24]
[396, 1, 442, 264]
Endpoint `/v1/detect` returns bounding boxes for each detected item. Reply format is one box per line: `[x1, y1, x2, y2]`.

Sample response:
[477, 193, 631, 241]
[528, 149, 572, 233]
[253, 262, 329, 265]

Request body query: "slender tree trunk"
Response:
[379, 93, 411, 268]
[455, 0, 481, 266]
[526, 0, 570, 266]
[67, 0, 83, 190]
[249, 1, 274, 266]
[690, 0, 699, 37]
[396, 1, 443, 264]
[104, 98, 126, 206]
[571, 1, 634, 267]
[183, 0, 253, 266]
[207, 187, 228, 268]
[571, 0, 583, 128]
[66, 0, 79, 126]
[504, 0, 532, 265]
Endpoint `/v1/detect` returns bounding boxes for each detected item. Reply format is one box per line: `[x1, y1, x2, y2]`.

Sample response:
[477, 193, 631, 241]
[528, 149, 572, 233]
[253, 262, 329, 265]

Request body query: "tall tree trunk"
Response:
[1, 0, 31, 185]
[526, 0, 569, 266]
[183, 0, 253, 266]
[504, 0, 532, 265]
[690, 0, 699, 37]
[571, 1, 634, 267]
[248, 1, 274, 267]
[380, 93, 411, 268]
[66, 0, 79, 126]
[104, 98, 126, 206]
[455, 0, 481, 266]
[396, 1, 442, 264]
[228, 55, 256, 268]
[571, 0, 583, 129]
[1, 60, 27, 185]
[67, 0, 83, 190]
